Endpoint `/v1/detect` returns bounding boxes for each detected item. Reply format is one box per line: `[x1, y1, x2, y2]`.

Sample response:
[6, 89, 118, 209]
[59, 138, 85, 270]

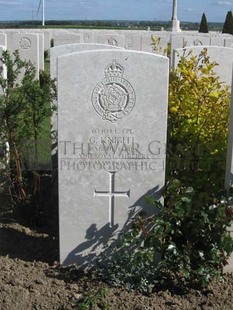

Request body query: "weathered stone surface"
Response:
[57, 50, 169, 267]
[54, 33, 81, 46]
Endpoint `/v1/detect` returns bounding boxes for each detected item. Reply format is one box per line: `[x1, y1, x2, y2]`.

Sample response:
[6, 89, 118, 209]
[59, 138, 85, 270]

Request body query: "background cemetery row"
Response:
[0, 28, 233, 74]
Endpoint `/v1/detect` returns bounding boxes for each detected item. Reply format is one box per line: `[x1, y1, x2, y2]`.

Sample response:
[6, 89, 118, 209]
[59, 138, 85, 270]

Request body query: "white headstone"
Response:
[142, 35, 168, 55]
[185, 36, 211, 47]
[225, 38, 233, 48]
[17, 30, 44, 70]
[82, 32, 94, 43]
[170, 35, 211, 66]
[58, 50, 169, 267]
[170, 34, 184, 55]
[38, 33, 44, 70]
[11, 33, 40, 78]
[40, 30, 51, 51]
[97, 34, 125, 48]
[125, 35, 141, 51]
[0, 33, 7, 47]
[54, 34, 81, 46]
[210, 37, 225, 46]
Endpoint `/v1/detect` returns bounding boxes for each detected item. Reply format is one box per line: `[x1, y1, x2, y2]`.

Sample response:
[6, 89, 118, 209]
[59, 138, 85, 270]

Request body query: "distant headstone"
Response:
[210, 36, 225, 46]
[18, 30, 45, 69]
[225, 38, 233, 48]
[42, 30, 51, 51]
[58, 50, 169, 267]
[97, 34, 125, 48]
[37, 32, 44, 70]
[125, 35, 141, 50]
[5, 30, 20, 50]
[11, 33, 40, 78]
[142, 35, 168, 55]
[50, 43, 123, 79]
[170, 35, 211, 66]
[82, 32, 93, 43]
[0, 33, 7, 47]
[171, 35, 210, 51]
[54, 33, 81, 46]
[124, 34, 168, 54]
[171, 34, 233, 54]
[186, 36, 210, 46]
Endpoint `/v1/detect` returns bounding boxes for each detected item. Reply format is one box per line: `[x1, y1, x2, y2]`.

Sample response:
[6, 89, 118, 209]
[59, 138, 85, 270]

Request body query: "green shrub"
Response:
[99, 180, 233, 292]
[0, 50, 56, 215]
[168, 48, 231, 194]
[99, 48, 233, 293]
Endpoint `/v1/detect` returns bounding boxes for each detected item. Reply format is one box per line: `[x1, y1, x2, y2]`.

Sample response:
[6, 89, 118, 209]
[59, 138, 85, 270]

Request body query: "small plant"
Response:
[151, 34, 167, 56]
[77, 287, 109, 310]
[99, 179, 233, 292]
[44, 49, 49, 61]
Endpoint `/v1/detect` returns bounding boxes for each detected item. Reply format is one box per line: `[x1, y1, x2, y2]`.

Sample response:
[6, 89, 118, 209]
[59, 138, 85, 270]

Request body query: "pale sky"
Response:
[0, 0, 232, 23]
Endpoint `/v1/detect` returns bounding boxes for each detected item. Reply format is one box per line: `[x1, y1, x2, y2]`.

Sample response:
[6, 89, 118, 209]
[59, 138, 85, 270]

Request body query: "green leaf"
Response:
[185, 186, 194, 194]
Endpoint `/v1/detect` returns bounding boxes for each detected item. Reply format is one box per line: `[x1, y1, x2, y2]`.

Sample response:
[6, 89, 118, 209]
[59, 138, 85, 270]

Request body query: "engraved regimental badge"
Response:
[92, 59, 136, 123]
[19, 37, 31, 49]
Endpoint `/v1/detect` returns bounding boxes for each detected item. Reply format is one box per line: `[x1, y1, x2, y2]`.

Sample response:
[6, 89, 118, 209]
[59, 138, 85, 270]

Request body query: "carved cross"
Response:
[94, 171, 130, 227]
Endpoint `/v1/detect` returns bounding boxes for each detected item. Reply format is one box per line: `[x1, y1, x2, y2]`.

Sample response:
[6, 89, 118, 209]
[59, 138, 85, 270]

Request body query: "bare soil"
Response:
[0, 221, 233, 309]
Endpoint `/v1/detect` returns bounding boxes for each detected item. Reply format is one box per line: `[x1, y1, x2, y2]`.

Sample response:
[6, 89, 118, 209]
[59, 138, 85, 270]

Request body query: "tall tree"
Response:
[222, 11, 233, 35]
[199, 13, 208, 33]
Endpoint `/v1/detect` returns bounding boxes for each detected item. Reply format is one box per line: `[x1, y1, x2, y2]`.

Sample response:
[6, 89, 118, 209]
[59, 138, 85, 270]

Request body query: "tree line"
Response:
[199, 11, 233, 34]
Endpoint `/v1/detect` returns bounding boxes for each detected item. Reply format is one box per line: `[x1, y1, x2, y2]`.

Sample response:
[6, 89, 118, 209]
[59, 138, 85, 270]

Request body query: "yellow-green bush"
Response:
[167, 48, 231, 194]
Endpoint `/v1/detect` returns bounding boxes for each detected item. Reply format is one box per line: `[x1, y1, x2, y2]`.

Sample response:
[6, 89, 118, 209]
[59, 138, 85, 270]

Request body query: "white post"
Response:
[171, 0, 181, 32]
[172, 0, 177, 21]
[42, 0, 45, 26]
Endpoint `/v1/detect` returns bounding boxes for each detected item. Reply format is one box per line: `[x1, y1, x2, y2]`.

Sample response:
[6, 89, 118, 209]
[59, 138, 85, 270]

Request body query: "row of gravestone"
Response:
[0, 40, 233, 270]
[0, 28, 233, 75]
